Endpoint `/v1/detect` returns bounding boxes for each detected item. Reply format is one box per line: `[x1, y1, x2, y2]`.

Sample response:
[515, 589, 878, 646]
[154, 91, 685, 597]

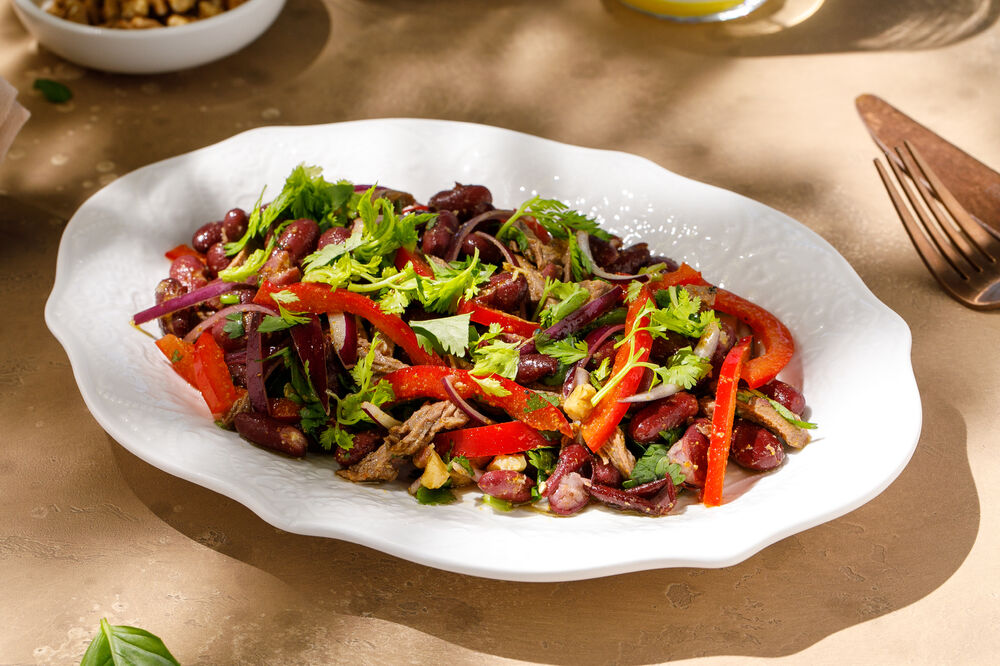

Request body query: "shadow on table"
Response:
[115, 381, 977, 664]
[600, 0, 1000, 55]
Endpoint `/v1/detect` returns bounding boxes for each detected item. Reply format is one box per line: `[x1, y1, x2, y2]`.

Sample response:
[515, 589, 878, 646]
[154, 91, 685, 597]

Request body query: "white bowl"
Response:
[11, 0, 286, 74]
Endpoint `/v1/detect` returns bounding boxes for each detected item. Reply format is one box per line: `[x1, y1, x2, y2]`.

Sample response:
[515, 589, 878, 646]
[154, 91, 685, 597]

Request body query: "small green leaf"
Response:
[81, 618, 179, 666]
[415, 486, 457, 505]
[482, 494, 514, 511]
[34, 78, 72, 103]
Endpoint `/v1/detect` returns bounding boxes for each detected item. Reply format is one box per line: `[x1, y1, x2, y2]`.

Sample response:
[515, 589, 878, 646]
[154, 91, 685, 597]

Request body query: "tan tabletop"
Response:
[2, 0, 998, 663]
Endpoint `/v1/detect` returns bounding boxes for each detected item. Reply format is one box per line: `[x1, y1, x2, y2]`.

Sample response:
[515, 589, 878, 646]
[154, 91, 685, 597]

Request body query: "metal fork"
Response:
[875, 140, 1000, 310]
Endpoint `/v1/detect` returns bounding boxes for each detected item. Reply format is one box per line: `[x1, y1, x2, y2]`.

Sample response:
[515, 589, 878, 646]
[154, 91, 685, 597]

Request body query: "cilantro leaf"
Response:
[534, 333, 588, 365]
[321, 333, 397, 449]
[524, 391, 560, 412]
[526, 447, 558, 481]
[648, 286, 718, 338]
[650, 347, 712, 390]
[223, 312, 245, 339]
[622, 444, 685, 489]
[471, 335, 521, 380]
[415, 486, 457, 505]
[410, 313, 472, 356]
[468, 374, 512, 397]
[536, 280, 590, 329]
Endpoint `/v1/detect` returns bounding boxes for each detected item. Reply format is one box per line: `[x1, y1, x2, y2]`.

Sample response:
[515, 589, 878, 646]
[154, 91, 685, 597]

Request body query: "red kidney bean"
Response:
[234, 412, 308, 457]
[474, 271, 528, 312]
[429, 183, 494, 221]
[154, 277, 197, 337]
[228, 361, 247, 388]
[334, 430, 385, 467]
[542, 444, 592, 498]
[730, 420, 785, 471]
[628, 392, 700, 444]
[667, 418, 711, 487]
[259, 249, 301, 286]
[626, 477, 672, 498]
[169, 254, 209, 292]
[608, 243, 651, 274]
[540, 263, 562, 280]
[590, 459, 622, 487]
[516, 353, 560, 384]
[222, 207, 249, 242]
[548, 472, 591, 515]
[211, 315, 245, 352]
[758, 380, 806, 415]
[588, 338, 617, 370]
[205, 242, 231, 275]
[478, 470, 535, 503]
[316, 226, 352, 251]
[373, 187, 416, 211]
[588, 235, 620, 268]
[421, 210, 460, 258]
[277, 218, 320, 263]
[648, 255, 679, 272]
[460, 232, 504, 265]
[191, 221, 223, 253]
[648, 331, 692, 365]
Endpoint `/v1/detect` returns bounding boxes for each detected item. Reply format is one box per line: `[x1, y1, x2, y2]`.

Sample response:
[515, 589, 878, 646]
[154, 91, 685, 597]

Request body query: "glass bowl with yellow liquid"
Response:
[619, 0, 768, 22]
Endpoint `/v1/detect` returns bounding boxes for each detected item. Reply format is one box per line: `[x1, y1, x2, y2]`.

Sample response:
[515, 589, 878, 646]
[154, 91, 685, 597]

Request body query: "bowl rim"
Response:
[12, 0, 280, 40]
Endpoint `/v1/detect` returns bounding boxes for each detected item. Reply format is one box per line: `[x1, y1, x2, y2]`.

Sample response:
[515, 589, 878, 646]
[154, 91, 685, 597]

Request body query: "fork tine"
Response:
[874, 157, 969, 281]
[878, 153, 972, 279]
[895, 145, 984, 272]
[904, 140, 1000, 264]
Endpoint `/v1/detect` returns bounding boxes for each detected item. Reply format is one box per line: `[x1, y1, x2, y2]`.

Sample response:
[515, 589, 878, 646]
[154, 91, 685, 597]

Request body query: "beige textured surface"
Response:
[1, 0, 998, 663]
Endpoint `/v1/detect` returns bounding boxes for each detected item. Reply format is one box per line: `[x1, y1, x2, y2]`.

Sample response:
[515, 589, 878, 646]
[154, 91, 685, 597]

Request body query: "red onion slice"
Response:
[290, 314, 329, 412]
[575, 231, 650, 282]
[520, 286, 624, 355]
[561, 323, 626, 397]
[245, 312, 269, 414]
[133, 280, 249, 325]
[328, 313, 358, 369]
[442, 376, 491, 426]
[472, 231, 517, 266]
[181, 303, 278, 344]
[444, 209, 514, 262]
[362, 401, 402, 429]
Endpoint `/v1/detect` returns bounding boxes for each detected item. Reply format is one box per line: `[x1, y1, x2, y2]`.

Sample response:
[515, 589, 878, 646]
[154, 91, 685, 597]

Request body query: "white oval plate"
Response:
[45, 119, 921, 582]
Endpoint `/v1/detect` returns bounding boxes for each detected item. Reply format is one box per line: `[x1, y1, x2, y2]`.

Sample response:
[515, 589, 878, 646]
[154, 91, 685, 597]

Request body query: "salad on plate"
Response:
[132, 164, 815, 516]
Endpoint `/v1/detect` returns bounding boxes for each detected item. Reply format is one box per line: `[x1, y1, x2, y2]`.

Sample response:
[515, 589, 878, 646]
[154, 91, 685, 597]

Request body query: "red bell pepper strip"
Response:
[382, 366, 573, 437]
[713, 290, 794, 390]
[254, 281, 442, 366]
[522, 215, 552, 244]
[645, 263, 794, 390]
[645, 262, 710, 291]
[155, 334, 198, 388]
[456, 299, 540, 338]
[579, 286, 654, 452]
[165, 244, 204, 262]
[192, 331, 240, 415]
[393, 246, 434, 277]
[703, 336, 752, 507]
[434, 421, 551, 458]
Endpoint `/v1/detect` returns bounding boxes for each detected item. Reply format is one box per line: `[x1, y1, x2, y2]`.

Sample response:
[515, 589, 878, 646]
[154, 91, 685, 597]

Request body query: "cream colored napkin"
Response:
[0, 76, 30, 162]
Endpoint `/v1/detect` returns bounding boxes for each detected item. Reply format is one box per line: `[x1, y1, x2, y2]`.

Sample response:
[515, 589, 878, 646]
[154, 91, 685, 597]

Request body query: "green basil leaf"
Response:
[81, 618, 179, 666]
[34, 78, 72, 103]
